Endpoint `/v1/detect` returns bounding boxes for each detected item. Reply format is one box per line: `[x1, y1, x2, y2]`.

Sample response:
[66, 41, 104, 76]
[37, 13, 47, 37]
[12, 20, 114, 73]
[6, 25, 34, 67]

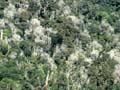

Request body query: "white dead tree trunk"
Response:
[43, 71, 50, 90]
[0, 29, 3, 40]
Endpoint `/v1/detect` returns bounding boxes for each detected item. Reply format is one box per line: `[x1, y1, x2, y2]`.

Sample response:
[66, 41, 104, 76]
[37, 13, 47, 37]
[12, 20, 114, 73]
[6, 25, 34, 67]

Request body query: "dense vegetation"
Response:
[0, 0, 120, 90]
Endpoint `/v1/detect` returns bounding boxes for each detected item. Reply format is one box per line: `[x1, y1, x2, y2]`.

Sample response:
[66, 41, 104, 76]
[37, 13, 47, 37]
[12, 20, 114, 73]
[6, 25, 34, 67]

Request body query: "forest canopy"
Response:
[0, 0, 120, 90]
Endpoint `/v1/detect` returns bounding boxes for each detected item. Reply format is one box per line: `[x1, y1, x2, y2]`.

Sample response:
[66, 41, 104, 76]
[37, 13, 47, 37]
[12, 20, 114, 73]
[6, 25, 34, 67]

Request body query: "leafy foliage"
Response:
[0, 0, 120, 90]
